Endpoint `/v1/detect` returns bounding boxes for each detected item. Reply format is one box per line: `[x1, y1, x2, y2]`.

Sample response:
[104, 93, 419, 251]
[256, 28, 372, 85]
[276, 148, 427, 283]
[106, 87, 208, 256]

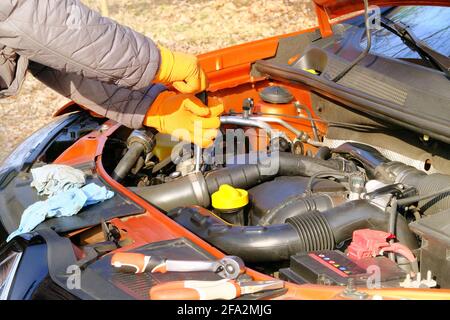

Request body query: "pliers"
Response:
[149, 279, 285, 300]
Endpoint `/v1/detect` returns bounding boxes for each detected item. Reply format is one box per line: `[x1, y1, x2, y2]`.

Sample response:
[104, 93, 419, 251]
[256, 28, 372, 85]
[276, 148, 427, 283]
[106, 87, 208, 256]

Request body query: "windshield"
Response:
[361, 6, 450, 59]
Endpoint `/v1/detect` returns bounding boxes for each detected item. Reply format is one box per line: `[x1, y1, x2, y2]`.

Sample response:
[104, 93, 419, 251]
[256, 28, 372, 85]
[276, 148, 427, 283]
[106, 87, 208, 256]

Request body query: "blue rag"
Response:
[7, 183, 114, 242]
[30, 164, 86, 197]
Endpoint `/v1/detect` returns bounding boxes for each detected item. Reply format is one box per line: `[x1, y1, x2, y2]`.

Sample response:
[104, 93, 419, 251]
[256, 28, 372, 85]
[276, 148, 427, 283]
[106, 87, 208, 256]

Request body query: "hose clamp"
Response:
[127, 129, 156, 154]
[188, 172, 211, 207]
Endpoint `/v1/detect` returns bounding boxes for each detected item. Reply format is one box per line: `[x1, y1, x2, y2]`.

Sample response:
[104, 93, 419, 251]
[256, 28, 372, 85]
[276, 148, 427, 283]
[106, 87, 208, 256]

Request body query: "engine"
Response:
[101, 86, 450, 289]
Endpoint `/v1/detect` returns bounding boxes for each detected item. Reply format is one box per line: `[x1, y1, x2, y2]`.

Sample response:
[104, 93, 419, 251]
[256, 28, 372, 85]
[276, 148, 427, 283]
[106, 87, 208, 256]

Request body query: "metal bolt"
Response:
[242, 98, 254, 119]
[226, 264, 235, 273]
[100, 123, 110, 132]
[340, 278, 369, 300]
[347, 278, 356, 292]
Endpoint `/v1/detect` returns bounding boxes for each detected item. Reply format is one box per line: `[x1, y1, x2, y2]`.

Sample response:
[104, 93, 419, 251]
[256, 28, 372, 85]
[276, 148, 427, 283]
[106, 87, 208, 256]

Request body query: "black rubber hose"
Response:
[315, 147, 332, 160]
[277, 152, 352, 176]
[168, 207, 326, 262]
[132, 152, 354, 211]
[257, 194, 335, 226]
[319, 200, 417, 249]
[305, 171, 348, 195]
[333, 142, 390, 178]
[333, 143, 450, 215]
[132, 172, 210, 211]
[204, 163, 269, 195]
[410, 174, 450, 215]
[375, 163, 450, 215]
[397, 177, 450, 215]
[168, 200, 418, 263]
[206, 152, 353, 193]
[112, 142, 145, 182]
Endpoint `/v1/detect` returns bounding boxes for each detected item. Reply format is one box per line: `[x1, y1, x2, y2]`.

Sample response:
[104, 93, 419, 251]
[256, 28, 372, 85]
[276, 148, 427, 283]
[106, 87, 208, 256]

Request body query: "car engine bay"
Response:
[100, 79, 450, 289]
[1, 3, 450, 301]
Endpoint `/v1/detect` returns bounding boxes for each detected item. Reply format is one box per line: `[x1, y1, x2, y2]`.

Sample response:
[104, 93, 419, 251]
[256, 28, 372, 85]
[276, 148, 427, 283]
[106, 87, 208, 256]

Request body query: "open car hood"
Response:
[313, 0, 450, 36]
[314, 0, 450, 19]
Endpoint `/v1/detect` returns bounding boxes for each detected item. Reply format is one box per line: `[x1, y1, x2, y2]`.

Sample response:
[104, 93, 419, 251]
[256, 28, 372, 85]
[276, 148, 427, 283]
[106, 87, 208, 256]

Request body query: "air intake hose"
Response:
[332, 142, 390, 178]
[383, 164, 450, 215]
[168, 200, 417, 263]
[333, 142, 450, 215]
[132, 152, 355, 211]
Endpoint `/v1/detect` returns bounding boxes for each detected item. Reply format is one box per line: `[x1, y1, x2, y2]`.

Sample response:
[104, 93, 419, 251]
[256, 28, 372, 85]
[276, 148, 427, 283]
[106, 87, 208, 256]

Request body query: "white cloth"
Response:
[30, 164, 86, 196]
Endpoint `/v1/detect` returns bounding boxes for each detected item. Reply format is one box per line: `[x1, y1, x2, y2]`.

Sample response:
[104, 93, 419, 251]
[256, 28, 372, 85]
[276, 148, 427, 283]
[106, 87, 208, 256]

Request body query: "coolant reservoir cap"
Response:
[259, 86, 293, 104]
[211, 184, 249, 210]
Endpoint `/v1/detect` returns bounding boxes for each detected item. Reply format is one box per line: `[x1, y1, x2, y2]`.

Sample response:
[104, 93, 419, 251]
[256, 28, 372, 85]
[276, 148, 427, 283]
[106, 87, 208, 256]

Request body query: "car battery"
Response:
[279, 250, 407, 287]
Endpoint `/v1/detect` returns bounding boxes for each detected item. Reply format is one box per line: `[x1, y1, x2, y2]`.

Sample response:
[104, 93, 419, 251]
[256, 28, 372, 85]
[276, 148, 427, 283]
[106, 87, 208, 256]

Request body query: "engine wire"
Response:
[305, 171, 349, 195]
[387, 197, 398, 262]
[396, 186, 450, 206]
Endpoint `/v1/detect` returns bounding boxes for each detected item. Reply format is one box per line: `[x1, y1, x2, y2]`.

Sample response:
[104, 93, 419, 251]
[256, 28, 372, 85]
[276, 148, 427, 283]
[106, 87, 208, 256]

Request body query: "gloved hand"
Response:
[143, 91, 223, 148]
[154, 46, 208, 94]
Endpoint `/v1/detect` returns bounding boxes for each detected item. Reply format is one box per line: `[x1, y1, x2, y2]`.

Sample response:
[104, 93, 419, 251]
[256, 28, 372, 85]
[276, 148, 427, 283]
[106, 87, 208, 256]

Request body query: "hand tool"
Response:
[149, 279, 284, 300]
[111, 253, 245, 279]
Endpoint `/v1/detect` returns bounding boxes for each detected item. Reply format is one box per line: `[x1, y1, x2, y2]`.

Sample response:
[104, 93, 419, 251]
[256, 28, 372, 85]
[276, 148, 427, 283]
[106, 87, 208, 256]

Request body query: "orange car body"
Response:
[53, 0, 450, 300]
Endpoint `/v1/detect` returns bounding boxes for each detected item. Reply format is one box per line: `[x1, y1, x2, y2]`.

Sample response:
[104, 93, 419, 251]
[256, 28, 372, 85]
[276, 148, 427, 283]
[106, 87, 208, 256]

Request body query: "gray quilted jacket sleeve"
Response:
[0, 0, 164, 128]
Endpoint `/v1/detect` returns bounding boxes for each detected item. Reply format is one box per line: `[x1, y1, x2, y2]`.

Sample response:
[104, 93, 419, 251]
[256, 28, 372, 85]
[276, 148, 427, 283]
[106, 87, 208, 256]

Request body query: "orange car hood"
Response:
[313, 0, 450, 36]
[314, 0, 450, 19]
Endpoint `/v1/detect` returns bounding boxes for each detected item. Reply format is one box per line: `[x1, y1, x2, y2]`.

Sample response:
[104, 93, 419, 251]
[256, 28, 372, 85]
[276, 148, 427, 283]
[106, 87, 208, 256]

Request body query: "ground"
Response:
[0, 0, 316, 162]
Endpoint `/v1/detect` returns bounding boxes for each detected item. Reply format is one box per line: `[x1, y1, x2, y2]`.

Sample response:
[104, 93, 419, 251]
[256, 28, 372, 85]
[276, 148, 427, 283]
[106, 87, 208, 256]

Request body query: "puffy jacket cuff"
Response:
[138, 42, 162, 88]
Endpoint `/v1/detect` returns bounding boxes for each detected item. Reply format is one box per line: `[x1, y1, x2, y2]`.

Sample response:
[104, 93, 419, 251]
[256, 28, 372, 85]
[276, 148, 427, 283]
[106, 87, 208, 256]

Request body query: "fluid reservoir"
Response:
[255, 85, 298, 116]
[153, 133, 178, 161]
[211, 184, 249, 225]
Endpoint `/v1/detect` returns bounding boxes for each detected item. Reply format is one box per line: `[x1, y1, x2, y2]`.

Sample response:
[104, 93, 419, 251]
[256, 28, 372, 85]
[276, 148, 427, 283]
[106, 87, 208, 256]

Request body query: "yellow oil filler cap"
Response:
[303, 68, 319, 75]
[211, 184, 249, 210]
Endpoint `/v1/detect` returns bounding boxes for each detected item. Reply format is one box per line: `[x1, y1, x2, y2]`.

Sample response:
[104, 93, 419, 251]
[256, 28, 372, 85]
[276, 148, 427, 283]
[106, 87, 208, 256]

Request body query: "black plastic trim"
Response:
[256, 60, 450, 144]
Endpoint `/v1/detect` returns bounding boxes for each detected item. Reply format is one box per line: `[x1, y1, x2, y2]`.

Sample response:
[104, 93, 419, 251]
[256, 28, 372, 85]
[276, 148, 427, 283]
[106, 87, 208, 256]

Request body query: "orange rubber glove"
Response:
[154, 46, 208, 94]
[143, 91, 223, 148]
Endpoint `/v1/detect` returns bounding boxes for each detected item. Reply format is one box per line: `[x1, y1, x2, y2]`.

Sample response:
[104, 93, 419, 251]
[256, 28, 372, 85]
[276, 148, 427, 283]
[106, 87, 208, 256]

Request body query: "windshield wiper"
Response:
[333, 0, 372, 82]
[380, 16, 450, 78]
